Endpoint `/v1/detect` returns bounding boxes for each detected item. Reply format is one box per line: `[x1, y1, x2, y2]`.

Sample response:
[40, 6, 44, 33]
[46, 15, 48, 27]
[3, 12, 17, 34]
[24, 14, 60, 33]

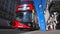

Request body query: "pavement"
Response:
[20, 30, 60, 34]
[0, 29, 60, 34]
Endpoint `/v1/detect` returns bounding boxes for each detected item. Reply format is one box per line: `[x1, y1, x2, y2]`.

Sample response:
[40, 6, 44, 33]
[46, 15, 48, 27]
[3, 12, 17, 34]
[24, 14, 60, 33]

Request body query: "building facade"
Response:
[0, 0, 20, 20]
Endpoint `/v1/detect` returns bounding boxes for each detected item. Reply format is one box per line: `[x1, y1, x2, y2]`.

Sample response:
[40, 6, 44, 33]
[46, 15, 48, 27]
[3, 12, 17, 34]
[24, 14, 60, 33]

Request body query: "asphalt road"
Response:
[20, 30, 60, 34]
[0, 29, 32, 34]
[0, 29, 60, 34]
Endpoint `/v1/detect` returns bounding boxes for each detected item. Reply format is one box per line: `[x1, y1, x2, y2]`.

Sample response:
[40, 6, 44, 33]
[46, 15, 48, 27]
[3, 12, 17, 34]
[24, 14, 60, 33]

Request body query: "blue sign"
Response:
[33, 0, 46, 31]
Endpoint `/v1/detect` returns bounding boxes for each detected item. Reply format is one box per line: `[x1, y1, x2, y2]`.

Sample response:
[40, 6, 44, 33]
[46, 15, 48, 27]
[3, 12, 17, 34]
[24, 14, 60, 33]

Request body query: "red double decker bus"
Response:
[0, 0, 39, 30]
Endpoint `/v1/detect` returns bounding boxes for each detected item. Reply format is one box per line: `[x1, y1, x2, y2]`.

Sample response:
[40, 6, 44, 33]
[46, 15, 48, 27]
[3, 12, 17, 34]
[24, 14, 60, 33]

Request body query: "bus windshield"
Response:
[16, 11, 32, 23]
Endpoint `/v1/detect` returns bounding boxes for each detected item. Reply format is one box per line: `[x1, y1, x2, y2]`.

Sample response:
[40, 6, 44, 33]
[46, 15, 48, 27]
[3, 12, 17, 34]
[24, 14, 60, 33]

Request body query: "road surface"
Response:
[0, 29, 60, 34]
[20, 30, 60, 34]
